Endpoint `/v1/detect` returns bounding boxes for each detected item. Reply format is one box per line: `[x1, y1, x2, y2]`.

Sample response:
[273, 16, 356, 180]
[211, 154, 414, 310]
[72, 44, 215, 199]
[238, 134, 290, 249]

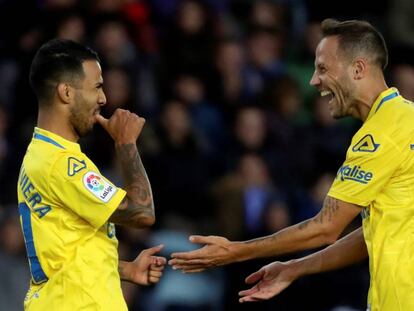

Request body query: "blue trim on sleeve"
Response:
[19, 203, 48, 284]
[375, 92, 399, 113]
[34, 133, 65, 149]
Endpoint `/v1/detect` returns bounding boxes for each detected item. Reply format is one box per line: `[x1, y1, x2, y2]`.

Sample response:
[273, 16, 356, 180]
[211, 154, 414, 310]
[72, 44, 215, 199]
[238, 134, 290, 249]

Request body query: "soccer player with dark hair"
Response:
[18, 38, 165, 310]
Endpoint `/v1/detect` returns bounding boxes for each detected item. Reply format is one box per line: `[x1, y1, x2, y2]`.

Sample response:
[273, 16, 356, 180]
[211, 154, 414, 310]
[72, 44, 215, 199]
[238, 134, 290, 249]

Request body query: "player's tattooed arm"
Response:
[236, 196, 361, 261]
[110, 143, 155, 227]
[298, 196, 340, 230]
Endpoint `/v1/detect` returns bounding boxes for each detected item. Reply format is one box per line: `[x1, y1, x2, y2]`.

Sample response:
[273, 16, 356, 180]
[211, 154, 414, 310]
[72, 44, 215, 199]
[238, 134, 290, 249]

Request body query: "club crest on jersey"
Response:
[83, 171, 117, 202]
[352, 134, 379, 152]
[336, 165, 373, 184]
[107, 222, 116, 238]
[68, 157, 86, 176]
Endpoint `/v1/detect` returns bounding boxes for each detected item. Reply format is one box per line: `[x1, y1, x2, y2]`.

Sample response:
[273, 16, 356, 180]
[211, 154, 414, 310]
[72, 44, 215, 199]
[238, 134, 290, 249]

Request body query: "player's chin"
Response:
[329, 107, 343, 119]
[78, 123, 94, 137]
[89, 116, 99, 129]
[88, 122, 97, 134]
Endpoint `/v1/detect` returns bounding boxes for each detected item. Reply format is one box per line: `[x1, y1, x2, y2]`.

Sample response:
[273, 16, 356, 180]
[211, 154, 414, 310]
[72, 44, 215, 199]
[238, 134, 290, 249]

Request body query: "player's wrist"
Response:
[231, 241, 251, 263]
[288, 257, 316, 278]
[282, 259, 303, 280]
[119, 261, 133, 282]
[115, 139, 137, 147]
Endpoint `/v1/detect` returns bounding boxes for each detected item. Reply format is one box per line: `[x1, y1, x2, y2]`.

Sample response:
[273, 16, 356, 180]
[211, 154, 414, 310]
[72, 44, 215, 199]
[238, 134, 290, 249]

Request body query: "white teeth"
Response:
[321, 90, 332, 97]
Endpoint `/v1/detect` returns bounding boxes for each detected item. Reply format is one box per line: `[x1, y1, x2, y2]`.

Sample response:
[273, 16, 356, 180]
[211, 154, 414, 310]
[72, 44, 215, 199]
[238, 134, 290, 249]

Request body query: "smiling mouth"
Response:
[321, 90, 335, 103]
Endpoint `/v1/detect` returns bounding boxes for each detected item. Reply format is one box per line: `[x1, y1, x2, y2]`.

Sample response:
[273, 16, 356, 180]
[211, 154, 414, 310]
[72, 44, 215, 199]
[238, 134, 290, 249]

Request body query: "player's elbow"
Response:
[132, 213, 156, 228]
[322, 232, 339, 245]
[319, 224, 341, 245]
[140, 214, 156, 227]
[130, 199, 155, 228]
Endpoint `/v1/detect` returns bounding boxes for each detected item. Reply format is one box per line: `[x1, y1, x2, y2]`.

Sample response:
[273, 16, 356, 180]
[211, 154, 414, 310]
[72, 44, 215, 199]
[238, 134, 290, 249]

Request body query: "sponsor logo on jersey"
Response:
[336, 165, 373, 184]
[68, 157, 86, 176]
[352, 134, 379, 152]
[83, 171, 117, 202]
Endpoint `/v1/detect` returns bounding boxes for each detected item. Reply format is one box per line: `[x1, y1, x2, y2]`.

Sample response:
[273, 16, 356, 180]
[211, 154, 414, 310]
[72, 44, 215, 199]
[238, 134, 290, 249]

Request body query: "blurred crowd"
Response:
[2, 0, 414, 310]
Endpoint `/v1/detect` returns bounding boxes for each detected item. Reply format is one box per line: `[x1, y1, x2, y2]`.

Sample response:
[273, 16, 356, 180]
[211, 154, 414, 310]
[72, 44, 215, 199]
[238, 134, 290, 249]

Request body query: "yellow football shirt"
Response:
[17, 127, 127, 310]
[328, 88, 414, 311]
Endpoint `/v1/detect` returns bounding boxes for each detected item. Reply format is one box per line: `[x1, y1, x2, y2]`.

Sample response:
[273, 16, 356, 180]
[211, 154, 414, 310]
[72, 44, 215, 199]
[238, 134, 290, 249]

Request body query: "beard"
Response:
[69, 93, 95, 137]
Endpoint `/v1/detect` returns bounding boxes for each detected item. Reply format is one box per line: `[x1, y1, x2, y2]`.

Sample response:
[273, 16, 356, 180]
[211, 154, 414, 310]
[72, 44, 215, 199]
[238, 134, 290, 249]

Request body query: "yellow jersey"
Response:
[17, 127, 127, 310]
[328, 88, 414, 311]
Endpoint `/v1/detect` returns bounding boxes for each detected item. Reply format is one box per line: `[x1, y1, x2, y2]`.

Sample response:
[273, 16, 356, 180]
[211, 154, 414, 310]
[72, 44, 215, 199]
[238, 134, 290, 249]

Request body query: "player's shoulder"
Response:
[394, 95, 414, 113]
[51, 150, 97, 181]
[372, 95, 414, 132]
[390, 96, 414, 133]
[377, 94, 412, 116]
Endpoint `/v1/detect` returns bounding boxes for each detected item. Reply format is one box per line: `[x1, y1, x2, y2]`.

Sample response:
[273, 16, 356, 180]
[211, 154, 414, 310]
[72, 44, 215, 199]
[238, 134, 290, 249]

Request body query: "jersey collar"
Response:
[366, 87, 400, 122]
[33, 127, 81, 152]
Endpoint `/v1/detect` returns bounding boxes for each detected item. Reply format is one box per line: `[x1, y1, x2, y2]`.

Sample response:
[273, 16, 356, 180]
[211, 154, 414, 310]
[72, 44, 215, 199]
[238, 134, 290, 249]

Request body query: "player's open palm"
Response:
[96, 108, 145, 144]
[238, 261, 297, 303]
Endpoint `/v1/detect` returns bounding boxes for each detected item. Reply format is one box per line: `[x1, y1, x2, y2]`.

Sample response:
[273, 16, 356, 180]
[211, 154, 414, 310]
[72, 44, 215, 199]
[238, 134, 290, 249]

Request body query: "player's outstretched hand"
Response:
[96, 109, 145, 144]
[169, 235, 236, 273]
[238, 261, 298, 303]
[126, 244, 166, 286]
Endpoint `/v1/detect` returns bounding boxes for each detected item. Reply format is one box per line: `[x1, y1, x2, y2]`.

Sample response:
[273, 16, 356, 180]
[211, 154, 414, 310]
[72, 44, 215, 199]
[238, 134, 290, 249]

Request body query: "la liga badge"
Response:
[83, 171, 117, 202]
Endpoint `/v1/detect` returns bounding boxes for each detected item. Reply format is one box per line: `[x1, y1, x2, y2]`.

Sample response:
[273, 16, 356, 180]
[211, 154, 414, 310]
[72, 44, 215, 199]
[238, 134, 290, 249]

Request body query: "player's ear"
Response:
[56, 83, 74, 104]
[353, 58, 367, 80]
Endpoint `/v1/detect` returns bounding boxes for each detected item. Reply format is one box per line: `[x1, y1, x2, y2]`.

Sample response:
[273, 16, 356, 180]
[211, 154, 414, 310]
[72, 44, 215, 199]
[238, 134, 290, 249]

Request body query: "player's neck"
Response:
[37, 108, 79, 142]
[354, 78, 388, 121]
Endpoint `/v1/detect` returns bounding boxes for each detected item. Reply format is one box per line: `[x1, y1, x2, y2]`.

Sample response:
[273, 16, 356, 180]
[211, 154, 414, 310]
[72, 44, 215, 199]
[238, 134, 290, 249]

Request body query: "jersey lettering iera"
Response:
[17, 127, 127, 310]
[329, 88, 414, 311]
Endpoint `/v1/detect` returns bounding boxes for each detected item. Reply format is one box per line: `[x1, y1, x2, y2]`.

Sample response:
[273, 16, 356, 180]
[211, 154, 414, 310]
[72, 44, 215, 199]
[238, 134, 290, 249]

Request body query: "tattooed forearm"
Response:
[241, 196, 347, 259]
[298, 196, 339, 230]
[118, 144, 152, 206]
[110, 143, 155, 227]
[298, 219, 312, 230]
[316, 196, 339, 223]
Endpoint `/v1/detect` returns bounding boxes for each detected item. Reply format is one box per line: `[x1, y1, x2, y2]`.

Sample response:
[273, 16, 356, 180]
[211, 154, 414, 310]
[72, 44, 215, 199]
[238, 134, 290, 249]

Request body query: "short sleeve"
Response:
[328, 132, 403, 206]
[49, 153, 126, 228]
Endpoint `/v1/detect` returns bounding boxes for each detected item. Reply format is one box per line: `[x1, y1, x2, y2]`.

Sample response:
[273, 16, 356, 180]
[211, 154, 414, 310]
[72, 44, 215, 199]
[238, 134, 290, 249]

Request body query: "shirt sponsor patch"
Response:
[83, 171, 117, 202]
[352, 134, 380, 152]
[336, 165, 373, 184]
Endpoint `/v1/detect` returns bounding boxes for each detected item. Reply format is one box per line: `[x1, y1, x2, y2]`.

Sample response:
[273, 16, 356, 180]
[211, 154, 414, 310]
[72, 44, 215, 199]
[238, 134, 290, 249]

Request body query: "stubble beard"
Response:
[70, 94, 94, 138]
